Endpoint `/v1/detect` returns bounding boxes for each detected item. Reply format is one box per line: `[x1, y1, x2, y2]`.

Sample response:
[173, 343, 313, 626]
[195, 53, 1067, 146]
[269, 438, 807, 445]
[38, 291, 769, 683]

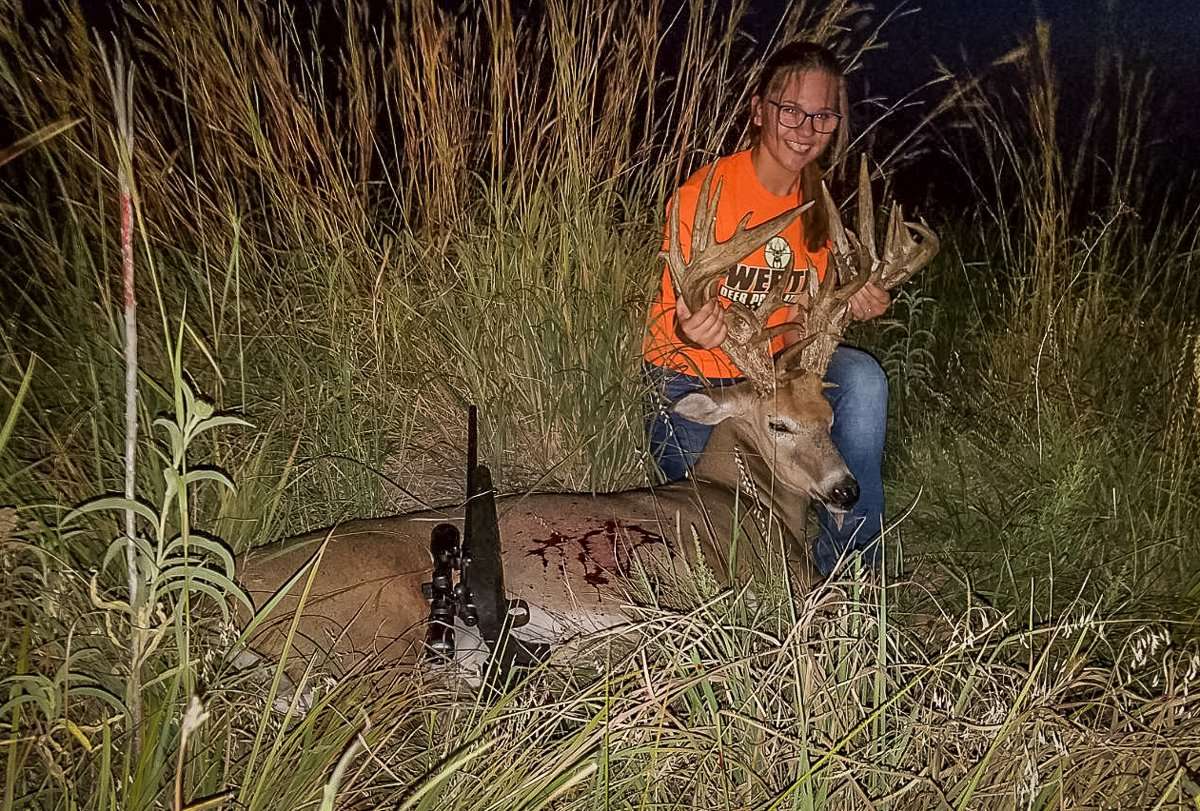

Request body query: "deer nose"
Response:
[829, 477, 860, 510]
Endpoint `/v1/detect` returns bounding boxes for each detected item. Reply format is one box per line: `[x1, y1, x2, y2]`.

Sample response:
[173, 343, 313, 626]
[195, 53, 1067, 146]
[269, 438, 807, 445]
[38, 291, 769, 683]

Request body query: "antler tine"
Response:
[661, 166, 721, 313]
[903, 219, 940, 269]
[663, 183, 688, 289]
[875, 204, 940, 289]
[775, 337, 821, 382]
[854, 157, 877, 276]
[872, 203, 906, 288]
[688, 166, 721, 274]
[822, 178, 852, 259]
[820, 179, 871, 305]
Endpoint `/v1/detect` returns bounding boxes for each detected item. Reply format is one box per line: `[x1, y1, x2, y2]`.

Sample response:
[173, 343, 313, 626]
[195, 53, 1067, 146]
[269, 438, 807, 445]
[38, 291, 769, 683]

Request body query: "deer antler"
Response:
[662, 165, 812, 393]
[777, 157, 940, 379]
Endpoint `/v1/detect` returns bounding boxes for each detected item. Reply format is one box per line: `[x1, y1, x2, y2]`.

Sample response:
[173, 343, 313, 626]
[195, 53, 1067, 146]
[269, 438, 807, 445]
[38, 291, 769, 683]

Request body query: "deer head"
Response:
[660, 157, 940, 511]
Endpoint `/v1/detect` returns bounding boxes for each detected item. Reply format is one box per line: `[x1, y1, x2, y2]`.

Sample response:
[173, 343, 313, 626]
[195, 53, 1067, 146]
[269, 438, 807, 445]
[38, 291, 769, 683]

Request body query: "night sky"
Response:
[861, 0, 1200, 157]
[874, 0, 1199, 77]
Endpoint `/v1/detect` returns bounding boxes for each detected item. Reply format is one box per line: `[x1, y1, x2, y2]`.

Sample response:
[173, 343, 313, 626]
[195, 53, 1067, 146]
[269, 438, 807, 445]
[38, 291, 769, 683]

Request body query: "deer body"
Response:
[240, 485, 776, 670]
[238, 375, 850, 671]
[236, 160, 938, 675]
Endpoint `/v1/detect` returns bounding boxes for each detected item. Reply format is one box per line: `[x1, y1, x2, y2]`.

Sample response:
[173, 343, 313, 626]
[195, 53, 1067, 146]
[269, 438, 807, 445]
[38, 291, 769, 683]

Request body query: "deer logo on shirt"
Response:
[718, 235, 810, 309]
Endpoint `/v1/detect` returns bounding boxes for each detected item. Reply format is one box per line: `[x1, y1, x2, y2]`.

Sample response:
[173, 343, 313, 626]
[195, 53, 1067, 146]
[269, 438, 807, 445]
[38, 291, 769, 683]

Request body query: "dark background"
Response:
[848, 0, 1200, 202]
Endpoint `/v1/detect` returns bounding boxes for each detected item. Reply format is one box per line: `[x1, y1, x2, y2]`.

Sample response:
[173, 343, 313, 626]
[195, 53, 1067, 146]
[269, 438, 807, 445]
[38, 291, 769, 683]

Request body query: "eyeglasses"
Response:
[764, 101, 842, 134]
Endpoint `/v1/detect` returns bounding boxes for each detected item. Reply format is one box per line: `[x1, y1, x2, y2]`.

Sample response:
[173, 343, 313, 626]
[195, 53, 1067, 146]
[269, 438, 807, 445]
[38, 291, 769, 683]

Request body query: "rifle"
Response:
[423, 405, 548, 686]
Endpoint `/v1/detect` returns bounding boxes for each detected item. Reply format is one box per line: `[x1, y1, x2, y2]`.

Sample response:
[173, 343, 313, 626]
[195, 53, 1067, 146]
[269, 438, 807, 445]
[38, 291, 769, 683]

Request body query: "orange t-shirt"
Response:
[642, 150, 830, 379]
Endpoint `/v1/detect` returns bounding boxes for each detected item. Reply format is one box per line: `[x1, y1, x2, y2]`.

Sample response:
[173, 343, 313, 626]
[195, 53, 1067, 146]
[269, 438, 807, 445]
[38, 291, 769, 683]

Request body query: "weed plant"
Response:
[1, 1, 1198, 808]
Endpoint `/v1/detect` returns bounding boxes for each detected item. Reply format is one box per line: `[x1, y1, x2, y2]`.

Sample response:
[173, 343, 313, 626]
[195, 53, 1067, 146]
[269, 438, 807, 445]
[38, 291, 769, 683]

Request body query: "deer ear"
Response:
[671, 389, 745, 425]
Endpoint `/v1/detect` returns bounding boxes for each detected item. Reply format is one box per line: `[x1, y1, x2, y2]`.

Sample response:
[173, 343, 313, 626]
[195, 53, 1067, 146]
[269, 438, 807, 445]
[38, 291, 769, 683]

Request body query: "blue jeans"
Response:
[644, 346, 888, 576]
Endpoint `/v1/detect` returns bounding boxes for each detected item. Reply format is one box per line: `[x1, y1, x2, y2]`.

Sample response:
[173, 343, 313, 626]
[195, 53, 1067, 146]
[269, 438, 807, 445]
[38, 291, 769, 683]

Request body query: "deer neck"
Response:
[690, 422, 810, 543]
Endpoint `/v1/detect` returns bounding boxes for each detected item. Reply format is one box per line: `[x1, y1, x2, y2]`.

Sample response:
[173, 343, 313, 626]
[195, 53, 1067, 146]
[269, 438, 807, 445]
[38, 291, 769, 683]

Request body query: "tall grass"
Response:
[881, 22, 1200, 617]
[0, 0, 867, 512]
[1, 0, 1199, 807]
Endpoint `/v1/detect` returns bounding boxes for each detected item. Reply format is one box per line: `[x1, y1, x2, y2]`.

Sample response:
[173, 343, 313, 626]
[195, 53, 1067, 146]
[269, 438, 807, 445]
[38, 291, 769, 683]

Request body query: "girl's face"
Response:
[751, 69, 841, 189]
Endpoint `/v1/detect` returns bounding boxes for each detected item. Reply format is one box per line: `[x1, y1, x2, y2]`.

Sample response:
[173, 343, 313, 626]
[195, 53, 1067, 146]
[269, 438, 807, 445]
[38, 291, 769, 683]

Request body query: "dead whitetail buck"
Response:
[236, 160, 939, 682]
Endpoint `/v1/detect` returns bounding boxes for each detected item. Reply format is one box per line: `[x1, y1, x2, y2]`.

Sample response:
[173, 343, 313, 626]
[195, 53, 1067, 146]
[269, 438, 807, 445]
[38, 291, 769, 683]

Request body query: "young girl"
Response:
[642, 41, 891, 577]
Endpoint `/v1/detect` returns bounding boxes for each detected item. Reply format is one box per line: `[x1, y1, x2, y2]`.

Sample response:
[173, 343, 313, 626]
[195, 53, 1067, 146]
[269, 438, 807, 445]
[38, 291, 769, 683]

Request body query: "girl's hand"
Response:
[675, 296, 728, 348]
[848, 282, 890, 321]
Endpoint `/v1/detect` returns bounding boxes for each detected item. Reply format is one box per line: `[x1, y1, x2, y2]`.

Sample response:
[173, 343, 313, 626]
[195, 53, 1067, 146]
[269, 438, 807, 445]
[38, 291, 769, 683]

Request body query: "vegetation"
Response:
[1, 0, 1198, 807]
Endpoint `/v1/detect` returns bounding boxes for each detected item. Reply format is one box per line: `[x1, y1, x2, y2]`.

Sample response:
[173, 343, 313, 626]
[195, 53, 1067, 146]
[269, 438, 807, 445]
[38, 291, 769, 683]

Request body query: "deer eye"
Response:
[768, 420, 793, 434]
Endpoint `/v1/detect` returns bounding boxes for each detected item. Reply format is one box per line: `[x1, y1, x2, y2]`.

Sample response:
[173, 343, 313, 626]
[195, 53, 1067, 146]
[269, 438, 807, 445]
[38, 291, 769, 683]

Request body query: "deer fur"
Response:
[236, 374, 851, 674]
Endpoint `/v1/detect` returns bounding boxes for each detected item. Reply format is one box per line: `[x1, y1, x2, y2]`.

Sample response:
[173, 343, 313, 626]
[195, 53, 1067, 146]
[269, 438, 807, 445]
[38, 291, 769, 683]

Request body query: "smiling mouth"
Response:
[784, 140, 815, 156]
